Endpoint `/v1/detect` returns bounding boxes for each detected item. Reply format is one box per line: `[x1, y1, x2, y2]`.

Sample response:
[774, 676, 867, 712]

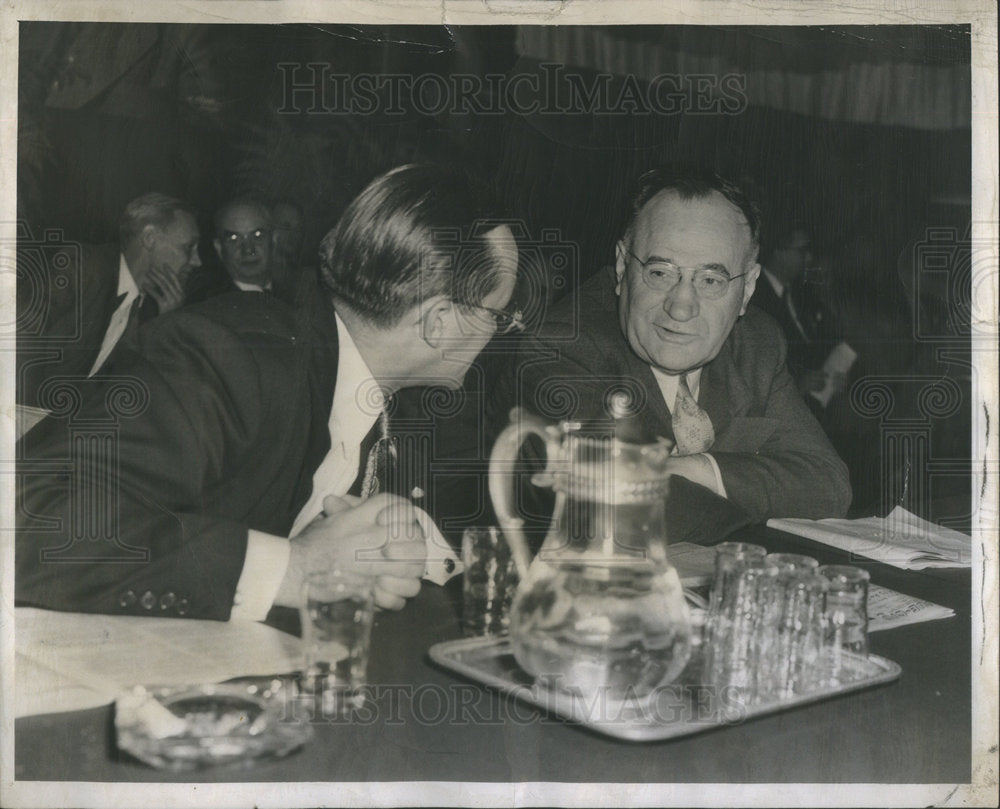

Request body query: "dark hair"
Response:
[759, 219, 810, 264]
[319, 164, 504, 327]
[621, 164, 761, 256]
[212, 197, 273, 237]
[119, 193, 197, 246]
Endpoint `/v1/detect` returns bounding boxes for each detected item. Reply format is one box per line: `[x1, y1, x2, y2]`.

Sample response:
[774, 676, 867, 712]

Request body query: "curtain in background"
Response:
[515, 26, 970, 131]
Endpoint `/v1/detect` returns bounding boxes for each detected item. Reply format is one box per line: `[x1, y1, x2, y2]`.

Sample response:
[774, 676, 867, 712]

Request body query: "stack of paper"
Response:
[867, 584, 955, 632]
[15, 608, 304, 718]
[767, 507, 972, 570]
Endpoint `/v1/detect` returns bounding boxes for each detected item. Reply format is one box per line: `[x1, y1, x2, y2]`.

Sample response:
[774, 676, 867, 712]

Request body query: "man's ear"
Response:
[419, 296, 453, 348]
[614, 240, 627, 296]
[739, 261, 761, 316]
[140, 224, 159, 252]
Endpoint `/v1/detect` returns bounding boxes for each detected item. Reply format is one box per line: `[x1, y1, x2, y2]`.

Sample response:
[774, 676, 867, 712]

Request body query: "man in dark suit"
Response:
[16, 192, 201, 408]
[507, 166, 850, 524]
[752, 226, 856, 412]
[16, 165, 520, 620]
[185, 197, 276, 302]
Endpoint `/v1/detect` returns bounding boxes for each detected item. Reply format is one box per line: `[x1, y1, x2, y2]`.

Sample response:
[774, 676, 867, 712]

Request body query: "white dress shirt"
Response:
[230, 313, 381, 620]
[233, 279, 272, 292]
[650, 367, 728, 497]
[88, 254, 140, 376]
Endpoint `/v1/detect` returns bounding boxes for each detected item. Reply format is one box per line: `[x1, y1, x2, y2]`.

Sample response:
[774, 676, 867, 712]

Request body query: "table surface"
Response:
[13, 527, 973, 784]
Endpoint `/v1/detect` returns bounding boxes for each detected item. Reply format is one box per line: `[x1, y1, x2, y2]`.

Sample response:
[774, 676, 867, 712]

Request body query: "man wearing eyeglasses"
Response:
[17, 164, 518, 620]
[214, 198, 276, 293]
[511, 165, 850, 524]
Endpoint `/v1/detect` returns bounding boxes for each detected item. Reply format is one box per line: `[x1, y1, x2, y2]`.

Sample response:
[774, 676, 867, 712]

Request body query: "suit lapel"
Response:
[52, 247, 121, 377]
[288, 297, 339, 517]
[700, 331, 752, 440]
[636, 360, 673, 440]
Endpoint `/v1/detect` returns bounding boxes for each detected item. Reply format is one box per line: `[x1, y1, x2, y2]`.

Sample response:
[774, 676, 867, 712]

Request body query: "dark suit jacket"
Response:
[750, 275, 834, 377]
[16, 292, 341, 620]
[17, 242, 121, 407]
[508, 269, 852, 524]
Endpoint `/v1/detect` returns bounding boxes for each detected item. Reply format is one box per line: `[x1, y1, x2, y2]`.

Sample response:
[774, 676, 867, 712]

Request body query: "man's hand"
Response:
[797, 369, 827, 396]
[662, 453, 720, 494]
[142, 264, 187, 314]
[274, 493, 427, 611]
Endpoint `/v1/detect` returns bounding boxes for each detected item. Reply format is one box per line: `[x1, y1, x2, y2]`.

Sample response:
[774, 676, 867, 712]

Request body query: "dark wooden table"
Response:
[13, 527, 972, 785]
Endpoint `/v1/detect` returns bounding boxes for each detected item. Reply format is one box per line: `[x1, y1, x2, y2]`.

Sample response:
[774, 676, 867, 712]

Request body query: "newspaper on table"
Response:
[767, 506, 971, 570]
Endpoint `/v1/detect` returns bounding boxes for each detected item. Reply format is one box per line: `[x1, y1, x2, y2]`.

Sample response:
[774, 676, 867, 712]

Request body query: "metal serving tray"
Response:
[428, 636, 901, 743]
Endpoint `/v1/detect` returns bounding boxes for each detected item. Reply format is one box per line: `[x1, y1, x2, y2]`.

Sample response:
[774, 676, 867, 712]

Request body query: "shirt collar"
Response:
[233, 279, 272, 292]
[118, 254, 140, 299]
[330, 312, 384, 437]
[650, 366, 702, 408]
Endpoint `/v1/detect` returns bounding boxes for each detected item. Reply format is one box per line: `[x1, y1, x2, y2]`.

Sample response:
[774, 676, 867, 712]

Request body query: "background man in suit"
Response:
[271, 199, 305, 284]
[507, 166, 850, 524]
[16, 164, 519, 620]
[16, 192, 201, 407]
[212, 198, 275, 293]
[752, 225, 857, 413]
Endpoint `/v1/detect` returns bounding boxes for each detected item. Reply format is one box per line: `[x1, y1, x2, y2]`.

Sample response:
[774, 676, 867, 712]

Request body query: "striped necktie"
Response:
[672, 373, 715, 455]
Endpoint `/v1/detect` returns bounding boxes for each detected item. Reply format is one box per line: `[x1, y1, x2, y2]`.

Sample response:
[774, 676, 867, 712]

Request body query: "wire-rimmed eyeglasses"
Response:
[625, 247, 747, 300]
[220, 228, 272, 250]
[465, 302, 525, 335]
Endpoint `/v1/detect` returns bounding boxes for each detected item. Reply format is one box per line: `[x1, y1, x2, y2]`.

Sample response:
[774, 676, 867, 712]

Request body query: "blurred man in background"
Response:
[16, 192, 201, 408]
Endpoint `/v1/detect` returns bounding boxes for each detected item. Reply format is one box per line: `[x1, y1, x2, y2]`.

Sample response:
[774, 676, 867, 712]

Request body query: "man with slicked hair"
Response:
[17, 165, 520, 621]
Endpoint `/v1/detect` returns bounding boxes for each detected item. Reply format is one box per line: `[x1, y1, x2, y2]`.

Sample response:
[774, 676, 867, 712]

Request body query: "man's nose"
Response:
[240, 239, 258, 257]
[663, 278, 699, 320]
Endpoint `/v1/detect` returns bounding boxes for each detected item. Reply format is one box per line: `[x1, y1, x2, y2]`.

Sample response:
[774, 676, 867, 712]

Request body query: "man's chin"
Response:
[234, 266, 269, 284]
[646, 350, 700, 376]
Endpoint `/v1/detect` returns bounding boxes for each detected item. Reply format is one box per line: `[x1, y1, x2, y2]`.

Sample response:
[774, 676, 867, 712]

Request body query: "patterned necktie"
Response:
[348, 409, 394, 498]
[672, 373, 715, 455]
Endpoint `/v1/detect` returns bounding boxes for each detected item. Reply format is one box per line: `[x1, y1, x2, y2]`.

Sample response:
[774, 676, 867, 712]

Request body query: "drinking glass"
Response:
[754, 570, 827, 702]
[764, 553, 819, 573]
[461, 526, 518, 637]
[299, 569, 375, 714]
[816, 565, 871, 686]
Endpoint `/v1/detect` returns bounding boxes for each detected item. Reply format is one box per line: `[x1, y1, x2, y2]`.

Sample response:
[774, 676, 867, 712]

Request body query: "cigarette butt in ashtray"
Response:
[119, 687, 189, 739]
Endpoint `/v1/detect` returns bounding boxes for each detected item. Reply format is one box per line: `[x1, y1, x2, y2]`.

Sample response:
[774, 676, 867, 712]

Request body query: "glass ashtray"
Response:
[115, 679, 313, 770]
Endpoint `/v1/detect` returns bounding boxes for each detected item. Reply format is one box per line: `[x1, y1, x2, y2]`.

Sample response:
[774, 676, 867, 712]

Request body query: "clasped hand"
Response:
[276, 493, 427, 611]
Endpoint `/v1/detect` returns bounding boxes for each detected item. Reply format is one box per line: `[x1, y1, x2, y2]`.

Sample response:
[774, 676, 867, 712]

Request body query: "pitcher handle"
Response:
[488, 407, 563, 581]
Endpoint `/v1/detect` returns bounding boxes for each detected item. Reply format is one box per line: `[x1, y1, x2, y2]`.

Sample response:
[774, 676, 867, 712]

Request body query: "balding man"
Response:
[507, 165, 851, 523]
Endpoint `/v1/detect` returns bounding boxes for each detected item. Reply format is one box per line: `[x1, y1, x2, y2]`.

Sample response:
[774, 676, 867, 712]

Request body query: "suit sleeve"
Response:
[15, 312, 269, 620]
[711, 330, 853, 522]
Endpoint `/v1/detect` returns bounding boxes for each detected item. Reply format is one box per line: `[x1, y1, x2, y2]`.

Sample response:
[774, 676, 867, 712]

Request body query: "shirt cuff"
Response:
[229, 530, 291, 622]
[703, 453, 728, 499]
